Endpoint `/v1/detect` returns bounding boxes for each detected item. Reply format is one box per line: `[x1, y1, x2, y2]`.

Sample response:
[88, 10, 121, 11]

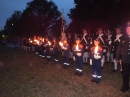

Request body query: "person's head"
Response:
[126, 22, 130, 36]
[115, 27, 122, 35]
[97, 28, 103, 35]
[94, 39, 100, 46]
[45, 37, 49, 41]
[63, 39, 67, 44]
[108, 30, 112, 35]
[68, 33, 71, 37]
[82, 28, 87, 34]
[76, 38, 81, 44]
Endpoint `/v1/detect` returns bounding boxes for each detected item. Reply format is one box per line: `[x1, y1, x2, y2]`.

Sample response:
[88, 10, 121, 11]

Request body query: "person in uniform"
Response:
[59, 39, 70, 69]
[113, 27, 123, 72]
[44, 36, 52, 61]
[52, 37, 59, 64]
[96, 28, 108, 68]
[106, 30, 113, 63]
[90, 38, 103, 83]
[67, 33, 73, 59]
[81, 28, 90, 64]
[116, 22, 130, 92]
[73, 37, 84, 76]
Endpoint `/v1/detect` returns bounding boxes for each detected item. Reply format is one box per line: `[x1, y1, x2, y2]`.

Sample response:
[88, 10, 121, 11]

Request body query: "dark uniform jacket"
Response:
[73, 44, 84, 57]
[116, 35, 130, 63]
[81, 34, 90, 52]
[62, 43, 70, 58]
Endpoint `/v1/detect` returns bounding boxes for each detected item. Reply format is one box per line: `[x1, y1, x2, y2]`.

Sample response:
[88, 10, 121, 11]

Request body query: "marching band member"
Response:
[90, 38, 103, 83]
[96, 28, 108, 68]
[106, 30, 113, 63]
[59, 39, 70, 69]
[73, 37, 84, 76]
[113, 27, 123, 72]
[52, 37, 59, 64]
[44, 36, 52, 61]
[81, 28, 90, 64]
[67, 33, 73, 59]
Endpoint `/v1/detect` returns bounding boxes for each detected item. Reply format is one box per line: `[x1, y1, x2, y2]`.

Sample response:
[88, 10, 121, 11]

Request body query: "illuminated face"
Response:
[45, 38, 48, 41]
[76, 40, 81, 44]
[98, 29, 103, 34]
[116, 29, 122, 35]
[108, 30, 111, 35]
[126, 27, 130, 36]
[94, 40, 100, 46]
[63, 40, 67, 44]
[83, 30, 87, 34]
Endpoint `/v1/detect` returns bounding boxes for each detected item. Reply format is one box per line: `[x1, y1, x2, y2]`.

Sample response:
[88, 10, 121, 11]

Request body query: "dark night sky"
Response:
[0, 0, 74, 30]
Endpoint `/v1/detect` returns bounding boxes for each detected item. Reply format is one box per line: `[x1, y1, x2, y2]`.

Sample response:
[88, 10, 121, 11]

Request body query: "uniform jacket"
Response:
[73, 44, 84, 57]
[90, 46, 103, 59]
[116, 35, 130, 63]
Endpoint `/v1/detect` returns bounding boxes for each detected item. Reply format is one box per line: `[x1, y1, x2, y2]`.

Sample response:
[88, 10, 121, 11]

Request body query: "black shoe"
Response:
[101, 67, 103, 69]
[120, 71, 123, 74]
[77, 72, 82, 76]
[112, 70, 117, 72]
[95, 81, 100, 84]
[74, 71, 79, 75]
[120, 88, 129, 92]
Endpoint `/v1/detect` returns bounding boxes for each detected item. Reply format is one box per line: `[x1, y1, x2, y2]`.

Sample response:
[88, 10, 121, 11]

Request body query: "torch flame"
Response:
[42, 38, 44, 42]
[95, 46, 98, 54]
[48, 41, 51, 45]
[59, 41, 63, 47]
[76, 44, 79, 51]
[36, 40, 39, 45]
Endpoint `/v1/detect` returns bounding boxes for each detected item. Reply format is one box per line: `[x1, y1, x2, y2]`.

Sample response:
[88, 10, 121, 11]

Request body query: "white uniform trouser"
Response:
[101, 55, 105, 67]
[69, 52, 73, 58]
[113, 59, 122, 71]
[106, 52, 113, 62]
[83, 52, 89, 63]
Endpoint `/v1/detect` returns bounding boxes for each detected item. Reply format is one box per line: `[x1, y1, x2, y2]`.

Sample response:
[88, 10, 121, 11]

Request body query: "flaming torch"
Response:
[48, 41, 51, 46]
[94, 46, 101, 59]
[59, 41, 63, 47]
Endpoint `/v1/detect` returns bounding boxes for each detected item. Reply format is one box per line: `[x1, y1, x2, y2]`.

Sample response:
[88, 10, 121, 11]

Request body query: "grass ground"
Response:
[0, 44, 130, 97]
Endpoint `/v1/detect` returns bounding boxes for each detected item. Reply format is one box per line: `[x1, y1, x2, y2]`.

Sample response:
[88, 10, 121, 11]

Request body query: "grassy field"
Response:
[0, 44, 130, 97]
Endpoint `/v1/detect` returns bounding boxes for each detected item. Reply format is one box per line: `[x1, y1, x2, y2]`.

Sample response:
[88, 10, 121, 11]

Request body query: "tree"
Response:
[4, 11, 22, 36]
[19, 0, 61, 37]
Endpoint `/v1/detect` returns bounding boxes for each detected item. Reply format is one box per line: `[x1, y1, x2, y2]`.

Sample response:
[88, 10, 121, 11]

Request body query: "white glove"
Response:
[77, 53, 82, 56]
[94, 55, 101, 59]
[73, 56, 76, 61]
[90, 42, 93, 44]
[86, 46, 88, 49]
[103, 49, 106, 53]
[90, 59, 92, 65]
[109, 41, 112, 45]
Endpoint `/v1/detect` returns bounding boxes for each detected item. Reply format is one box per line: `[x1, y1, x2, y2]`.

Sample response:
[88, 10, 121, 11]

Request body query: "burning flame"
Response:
[36, 40, 39, 45]
[42, 38, 44, 42]
[48, 41, 51, 45]
[95, 46, 98, 54]
[59, 41, 63, 47]
[76, 44, 79, 51]
[30, 40, 32, 43]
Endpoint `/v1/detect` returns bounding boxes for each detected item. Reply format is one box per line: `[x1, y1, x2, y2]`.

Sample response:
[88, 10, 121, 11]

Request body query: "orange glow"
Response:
[95, 46, 98, 54]
[59, 41, 63, 47]
[48, 41, 51, 45]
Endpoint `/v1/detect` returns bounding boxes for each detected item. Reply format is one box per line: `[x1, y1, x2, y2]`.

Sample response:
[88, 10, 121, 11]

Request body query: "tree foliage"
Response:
[3, 0, 61, 37]
[67, 0, 130, 34]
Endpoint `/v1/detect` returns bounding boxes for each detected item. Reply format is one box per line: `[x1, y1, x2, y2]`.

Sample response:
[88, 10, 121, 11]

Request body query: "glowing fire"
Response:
[95, 46, 98, 54]
[76, 44, 79, 51]
[42, 38, 44, 42]
[48, 41, 51, 45]
[59, 41, 63, 47]
[36, 40, 39, 45]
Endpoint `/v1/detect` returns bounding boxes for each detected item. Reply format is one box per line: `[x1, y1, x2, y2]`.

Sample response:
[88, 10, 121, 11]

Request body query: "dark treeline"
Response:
[1, 0, 130, 37]
[0, 0, 61, 37]
[67, 0, 130, 35]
